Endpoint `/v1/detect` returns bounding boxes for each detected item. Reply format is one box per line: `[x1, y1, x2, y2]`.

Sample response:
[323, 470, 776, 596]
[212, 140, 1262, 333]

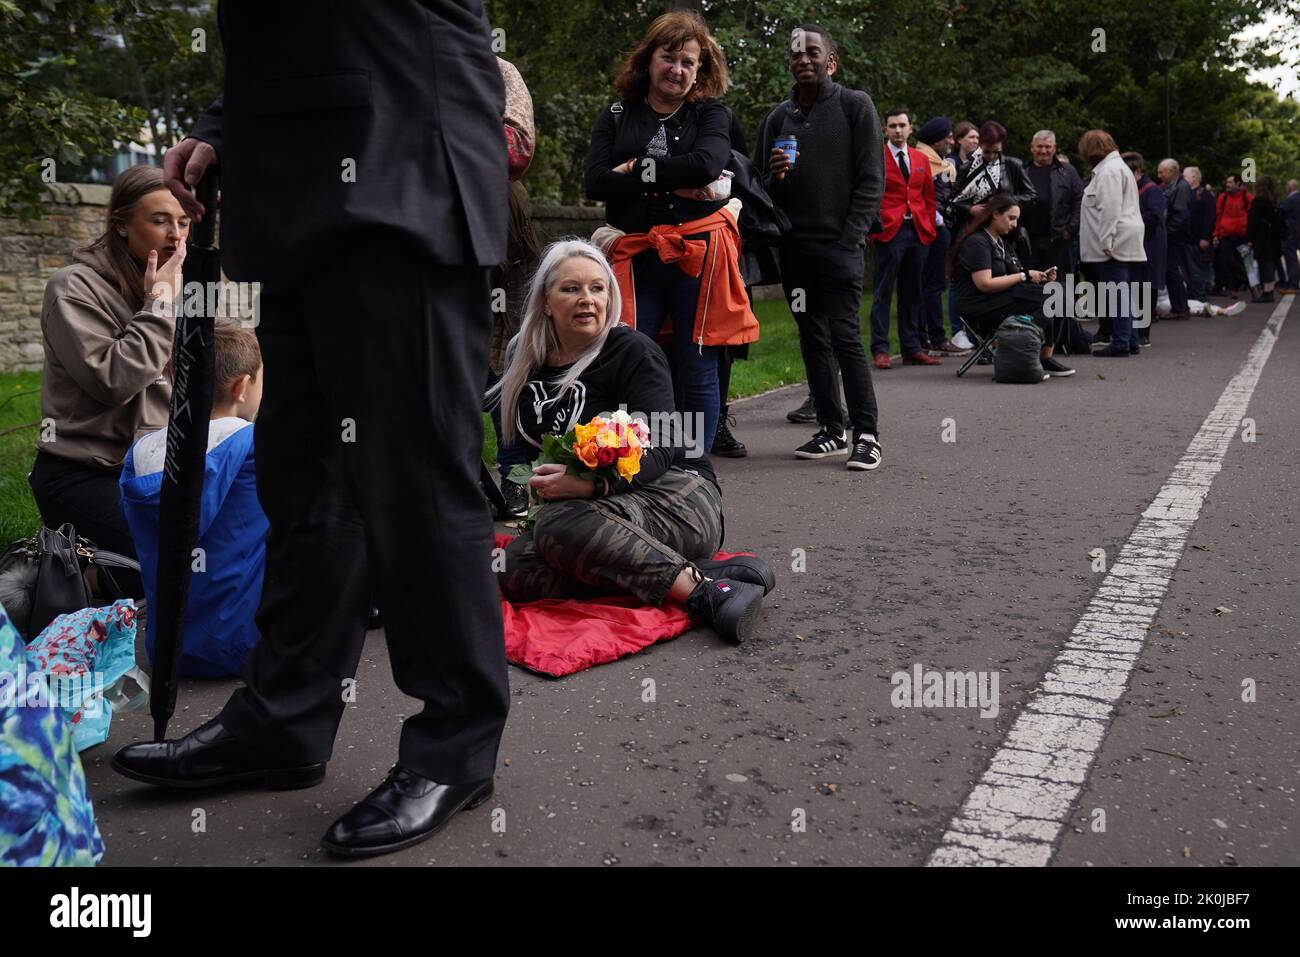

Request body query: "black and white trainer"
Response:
[794, 427, 849, 459]
[846, 433, 883, 471]
[1041, 356, 1076, 377]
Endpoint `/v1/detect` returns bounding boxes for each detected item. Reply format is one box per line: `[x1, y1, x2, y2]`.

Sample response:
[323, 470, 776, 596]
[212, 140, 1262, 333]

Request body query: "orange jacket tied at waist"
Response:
[606, 207, 760, 350]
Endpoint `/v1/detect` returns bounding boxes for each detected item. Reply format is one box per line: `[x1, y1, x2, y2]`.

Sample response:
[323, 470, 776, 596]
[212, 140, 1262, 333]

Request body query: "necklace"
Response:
[647, 96, 684, 122]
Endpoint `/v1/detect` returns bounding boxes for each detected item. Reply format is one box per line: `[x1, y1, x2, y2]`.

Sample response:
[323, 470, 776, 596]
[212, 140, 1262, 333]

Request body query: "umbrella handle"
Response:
[192, 168, 219, 247]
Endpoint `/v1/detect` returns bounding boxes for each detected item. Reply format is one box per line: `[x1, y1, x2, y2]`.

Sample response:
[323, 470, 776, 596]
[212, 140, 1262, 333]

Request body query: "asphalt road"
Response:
[82, 296, 1297, 867]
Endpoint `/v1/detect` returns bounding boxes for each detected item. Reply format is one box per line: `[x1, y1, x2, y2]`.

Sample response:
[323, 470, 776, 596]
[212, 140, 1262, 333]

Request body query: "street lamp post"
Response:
[1156, 40, 1176, 159]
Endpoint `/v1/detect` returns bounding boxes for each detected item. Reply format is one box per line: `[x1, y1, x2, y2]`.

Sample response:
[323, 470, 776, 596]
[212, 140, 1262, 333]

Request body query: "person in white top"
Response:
[1078, 129, 1147, 356]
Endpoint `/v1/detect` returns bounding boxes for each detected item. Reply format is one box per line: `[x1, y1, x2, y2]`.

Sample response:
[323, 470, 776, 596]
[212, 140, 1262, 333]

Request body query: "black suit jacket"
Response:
[190, 0, 506, 282]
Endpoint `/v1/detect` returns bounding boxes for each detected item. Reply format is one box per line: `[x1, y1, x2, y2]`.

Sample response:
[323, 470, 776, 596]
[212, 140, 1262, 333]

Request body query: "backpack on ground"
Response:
[992, 316, 1045, 383]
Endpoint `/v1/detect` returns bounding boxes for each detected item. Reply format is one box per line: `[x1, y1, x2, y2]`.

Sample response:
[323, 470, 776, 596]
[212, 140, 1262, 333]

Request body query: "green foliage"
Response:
[492, 0, 1298, 203]
[0, 0, 222, 216]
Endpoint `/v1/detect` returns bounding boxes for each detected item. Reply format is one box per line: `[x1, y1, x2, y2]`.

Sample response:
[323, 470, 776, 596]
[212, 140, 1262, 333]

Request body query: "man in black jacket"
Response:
[1158, 158, 1195, 317]
[1023, 132, 1082, 276]
[112, 0, 512, 860]
[1183, 166, 1217, 300]
[756, 24, 885, 472]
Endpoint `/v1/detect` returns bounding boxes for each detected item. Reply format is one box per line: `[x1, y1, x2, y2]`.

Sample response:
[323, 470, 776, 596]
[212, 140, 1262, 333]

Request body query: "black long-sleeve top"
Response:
[504, 324, 717, 493]
[583, 98, 731, 233]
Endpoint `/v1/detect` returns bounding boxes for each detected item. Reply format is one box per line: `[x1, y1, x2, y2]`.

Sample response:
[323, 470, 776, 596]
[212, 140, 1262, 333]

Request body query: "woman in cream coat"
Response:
[1078, 130, 1147, 356]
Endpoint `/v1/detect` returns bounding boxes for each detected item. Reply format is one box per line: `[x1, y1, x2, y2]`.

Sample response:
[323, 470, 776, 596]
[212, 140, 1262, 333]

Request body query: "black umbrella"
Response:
[149, 169, 219, 742]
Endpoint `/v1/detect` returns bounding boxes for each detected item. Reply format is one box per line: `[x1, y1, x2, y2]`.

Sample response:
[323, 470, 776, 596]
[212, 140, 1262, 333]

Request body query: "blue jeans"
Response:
[1095, 259, 1141, 352]
[631, 241, 721, 453]
[869, 221, 926, 355]
[486, 369, 529, 477]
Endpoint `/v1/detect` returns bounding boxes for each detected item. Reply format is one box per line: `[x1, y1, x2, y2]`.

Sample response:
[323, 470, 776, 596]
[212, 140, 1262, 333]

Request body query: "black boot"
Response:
[694, 555, 775, 594]
[786, 391, 817, 423]
[713, 408, 747, 457]
[685, 576, 765, 643]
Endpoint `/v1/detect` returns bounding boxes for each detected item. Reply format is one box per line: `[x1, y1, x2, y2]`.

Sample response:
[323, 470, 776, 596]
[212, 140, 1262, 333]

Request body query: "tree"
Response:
[0, 0, 144, 216]
[487, 0, 1299, 204]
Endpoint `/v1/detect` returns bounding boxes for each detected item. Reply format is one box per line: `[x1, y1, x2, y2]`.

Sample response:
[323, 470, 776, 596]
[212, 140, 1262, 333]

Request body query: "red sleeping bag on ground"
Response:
[494, 533, 750, 678]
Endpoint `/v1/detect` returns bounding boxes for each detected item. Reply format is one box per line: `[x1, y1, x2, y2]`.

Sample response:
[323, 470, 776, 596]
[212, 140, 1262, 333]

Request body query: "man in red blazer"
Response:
[868, 108, 940, 368]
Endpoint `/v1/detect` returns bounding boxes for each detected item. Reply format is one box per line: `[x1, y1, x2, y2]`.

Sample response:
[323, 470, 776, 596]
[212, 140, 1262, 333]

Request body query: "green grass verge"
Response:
[2, 292, 920, 535]
[0, 372, 42, 543]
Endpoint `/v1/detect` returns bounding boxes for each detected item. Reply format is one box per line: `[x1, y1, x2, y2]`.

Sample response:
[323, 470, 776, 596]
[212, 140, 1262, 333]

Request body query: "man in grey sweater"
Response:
[756, 24, 886, 471]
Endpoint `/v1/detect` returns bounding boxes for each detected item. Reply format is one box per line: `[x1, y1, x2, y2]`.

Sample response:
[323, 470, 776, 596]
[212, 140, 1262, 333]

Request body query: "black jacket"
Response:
[1247, 197, 1286, 261]
[1037, 159, 1084, 238]
[754, 78, 885, 263]
[947, 154, 1038, 230]
[583, 98, 731, 233]
[188, 0, 506, 282]
[1162, 175, 1194, 241]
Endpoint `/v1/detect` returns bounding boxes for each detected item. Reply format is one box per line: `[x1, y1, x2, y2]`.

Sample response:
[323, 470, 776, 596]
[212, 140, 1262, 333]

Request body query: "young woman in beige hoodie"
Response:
[29, 164, 188, 595]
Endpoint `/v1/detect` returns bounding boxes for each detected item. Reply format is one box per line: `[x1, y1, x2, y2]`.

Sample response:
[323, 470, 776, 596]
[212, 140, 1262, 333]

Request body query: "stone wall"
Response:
[0, 184, 113, 372]
[0, 193, 777, 373]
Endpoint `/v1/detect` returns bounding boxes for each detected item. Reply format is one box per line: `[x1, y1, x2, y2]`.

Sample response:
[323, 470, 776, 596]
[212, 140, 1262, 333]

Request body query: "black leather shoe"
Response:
[321, 766, 493, 858]
[111, 718, 326, 790]
[785, 393, 817, 423]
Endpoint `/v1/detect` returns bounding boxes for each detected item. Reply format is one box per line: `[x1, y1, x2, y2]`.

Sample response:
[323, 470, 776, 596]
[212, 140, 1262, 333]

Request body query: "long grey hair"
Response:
[486, 238, 622, 446]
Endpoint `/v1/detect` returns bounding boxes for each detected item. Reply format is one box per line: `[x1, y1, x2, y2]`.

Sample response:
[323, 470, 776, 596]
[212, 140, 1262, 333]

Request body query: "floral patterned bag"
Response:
[0, 601, 105, 865]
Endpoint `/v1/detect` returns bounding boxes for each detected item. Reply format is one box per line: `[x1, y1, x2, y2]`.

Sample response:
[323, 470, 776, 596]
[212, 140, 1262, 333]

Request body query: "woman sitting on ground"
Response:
[948, 192, 1074, 377]
[488, 239, 773, 643]
[30, 165, 188, 597]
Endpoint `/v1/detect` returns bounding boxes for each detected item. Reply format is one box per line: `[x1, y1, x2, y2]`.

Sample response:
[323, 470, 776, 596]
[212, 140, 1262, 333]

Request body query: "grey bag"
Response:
[992, 316, 1045, 383]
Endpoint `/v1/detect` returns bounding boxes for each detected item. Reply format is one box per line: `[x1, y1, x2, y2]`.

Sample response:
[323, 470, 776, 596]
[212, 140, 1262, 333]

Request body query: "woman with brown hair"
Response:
[1077, 129, 1146, 356]
[583, 10, 758, 456]
[29, 164, 188, 593]
[947, 192, 1071, 376]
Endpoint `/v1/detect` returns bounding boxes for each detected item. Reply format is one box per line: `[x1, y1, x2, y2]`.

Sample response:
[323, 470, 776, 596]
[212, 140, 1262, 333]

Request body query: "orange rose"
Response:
[576, 440, 599, 468]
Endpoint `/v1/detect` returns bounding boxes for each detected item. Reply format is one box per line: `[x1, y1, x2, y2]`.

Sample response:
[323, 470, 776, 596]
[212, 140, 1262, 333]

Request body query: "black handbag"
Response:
[0, 523, 140, 642]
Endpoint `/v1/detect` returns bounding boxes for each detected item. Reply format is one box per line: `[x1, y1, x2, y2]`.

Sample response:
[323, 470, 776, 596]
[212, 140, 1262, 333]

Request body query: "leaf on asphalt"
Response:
[1190, 543, 1210, 550]
[725, 773, 748, 783]
[1183, 846, 1191, 858]
[795, 633, 806, 641]
[1213, 606, 1233, 615]
[1097, 373, 1105, 379]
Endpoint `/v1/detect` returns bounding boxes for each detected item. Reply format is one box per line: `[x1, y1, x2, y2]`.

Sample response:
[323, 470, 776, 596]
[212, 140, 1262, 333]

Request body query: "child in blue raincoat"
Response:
[121, 322, 267, 678]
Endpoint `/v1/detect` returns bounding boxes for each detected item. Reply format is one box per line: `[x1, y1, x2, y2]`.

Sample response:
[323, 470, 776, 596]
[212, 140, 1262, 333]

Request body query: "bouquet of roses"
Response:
[506, 410, 651, 531]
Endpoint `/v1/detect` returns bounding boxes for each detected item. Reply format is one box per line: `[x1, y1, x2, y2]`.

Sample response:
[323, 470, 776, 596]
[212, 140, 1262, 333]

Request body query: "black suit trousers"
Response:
[219, 230, 509, 783]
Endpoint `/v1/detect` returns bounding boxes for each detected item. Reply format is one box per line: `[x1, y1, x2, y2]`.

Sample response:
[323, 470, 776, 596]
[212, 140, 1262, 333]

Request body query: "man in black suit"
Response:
[112, 0, 512, 859]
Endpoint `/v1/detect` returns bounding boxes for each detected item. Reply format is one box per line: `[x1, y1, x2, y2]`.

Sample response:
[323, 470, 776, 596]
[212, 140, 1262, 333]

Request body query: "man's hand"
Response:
[529, 462, 595, 501]
[1027, 269, 1050, 283]
[163, 138, 219, 220]
[768, 146, 796, 180]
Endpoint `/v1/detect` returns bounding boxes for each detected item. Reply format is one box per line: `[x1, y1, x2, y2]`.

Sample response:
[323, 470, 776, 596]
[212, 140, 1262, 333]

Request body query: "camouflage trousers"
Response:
[498, 467, 723, 606]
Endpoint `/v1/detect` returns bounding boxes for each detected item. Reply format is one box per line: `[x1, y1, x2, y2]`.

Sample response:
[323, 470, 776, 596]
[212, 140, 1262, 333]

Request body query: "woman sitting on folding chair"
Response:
[947, 193, 1074, 377]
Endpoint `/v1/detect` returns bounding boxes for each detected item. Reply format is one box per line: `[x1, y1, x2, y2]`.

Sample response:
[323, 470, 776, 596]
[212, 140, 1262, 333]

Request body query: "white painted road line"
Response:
[928, 296, 1294, 867]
